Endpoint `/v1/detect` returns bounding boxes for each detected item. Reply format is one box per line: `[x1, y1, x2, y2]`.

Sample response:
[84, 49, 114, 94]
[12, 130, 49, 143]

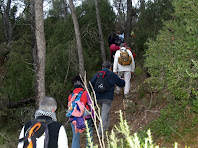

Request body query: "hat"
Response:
[102, 61, 112, 69]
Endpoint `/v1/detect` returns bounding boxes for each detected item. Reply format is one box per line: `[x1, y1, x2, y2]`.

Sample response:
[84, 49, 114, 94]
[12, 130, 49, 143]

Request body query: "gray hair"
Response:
[39, 96, 57, 112]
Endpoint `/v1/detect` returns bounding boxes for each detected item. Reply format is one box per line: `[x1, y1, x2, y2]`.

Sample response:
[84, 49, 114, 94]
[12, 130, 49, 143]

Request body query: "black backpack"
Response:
[94, 71, 110, 93]
[19, 119, 53, 148]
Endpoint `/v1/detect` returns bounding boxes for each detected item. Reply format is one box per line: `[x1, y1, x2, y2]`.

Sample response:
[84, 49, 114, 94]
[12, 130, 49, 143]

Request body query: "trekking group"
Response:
[17, 29, 135, 148]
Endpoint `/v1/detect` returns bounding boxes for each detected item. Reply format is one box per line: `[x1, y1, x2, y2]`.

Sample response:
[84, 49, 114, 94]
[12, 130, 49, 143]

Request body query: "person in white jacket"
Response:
[113, 44, 135, 98]
[17, 97, 68, 148]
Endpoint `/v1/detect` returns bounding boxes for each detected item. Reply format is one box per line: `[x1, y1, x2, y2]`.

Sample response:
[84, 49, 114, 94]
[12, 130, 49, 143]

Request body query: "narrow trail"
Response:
[79, 74, 160, 147]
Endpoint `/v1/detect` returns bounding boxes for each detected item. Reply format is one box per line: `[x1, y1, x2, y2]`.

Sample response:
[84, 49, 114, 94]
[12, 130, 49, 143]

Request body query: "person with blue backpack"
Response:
[67, 75, 93, 148]
[90, 61, 125, 139]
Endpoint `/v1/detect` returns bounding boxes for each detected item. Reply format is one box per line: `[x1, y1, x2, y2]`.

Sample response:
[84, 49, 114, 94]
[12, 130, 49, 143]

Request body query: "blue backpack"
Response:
[66, 91, 83, 117]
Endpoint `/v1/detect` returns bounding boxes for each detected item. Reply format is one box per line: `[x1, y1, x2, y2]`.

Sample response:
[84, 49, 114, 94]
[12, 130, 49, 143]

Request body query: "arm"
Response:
[113, 51, 119, 73]
[58, 126, 68, 148]
[110, 72, 125, 87]
[17, 126, 25, 148]
[128, 50, 135, 72]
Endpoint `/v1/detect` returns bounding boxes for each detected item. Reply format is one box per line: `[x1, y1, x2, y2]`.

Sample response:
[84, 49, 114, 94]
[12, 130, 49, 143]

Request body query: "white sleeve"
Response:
[113, 51, 119, 72]
[128, 50, 135, 72]
[17, 126, 25, 148]
[58, 125, 68, 148]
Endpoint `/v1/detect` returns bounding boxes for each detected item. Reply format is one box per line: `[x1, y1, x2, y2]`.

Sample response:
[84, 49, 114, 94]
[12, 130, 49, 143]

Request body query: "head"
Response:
[117, 30, 121, 34]
[72, 75, 84, 87]
[102, 61, 112, 69]
[120, 43, 127, 47]
[39, 97, 57, 112]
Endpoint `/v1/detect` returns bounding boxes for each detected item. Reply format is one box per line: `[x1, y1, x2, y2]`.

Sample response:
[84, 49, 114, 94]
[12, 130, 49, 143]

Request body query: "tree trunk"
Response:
[0, 0, 13, 44]
[30, 0, 37, 71]
[125, 0, 132, 46]
[35, 0, 46, 105]
[94, 0, 106, 62]
[68, 0, 85, 77]
[63, 0, 68, 22]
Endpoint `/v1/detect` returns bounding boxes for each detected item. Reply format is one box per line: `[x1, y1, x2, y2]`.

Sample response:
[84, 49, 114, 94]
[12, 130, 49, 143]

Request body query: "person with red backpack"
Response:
[90, 61, 125, 139]
[17, 97, 68, 148]
[68, 75, 93, 148]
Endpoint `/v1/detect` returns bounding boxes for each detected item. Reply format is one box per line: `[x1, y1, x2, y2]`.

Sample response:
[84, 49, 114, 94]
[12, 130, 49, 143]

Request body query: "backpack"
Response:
[94, 71, 110, 93]
[19, 119, 53, 148]
[66, 91, 83, 118]
[118, 49, 132, 65]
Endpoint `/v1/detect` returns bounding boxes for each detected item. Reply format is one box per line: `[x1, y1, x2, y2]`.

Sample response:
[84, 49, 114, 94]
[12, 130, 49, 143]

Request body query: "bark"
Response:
[63, 0, 68, 22]
[94, 0, 106, 62]
[140, 0, 145, 12]
[0, 0, 13, 44]
[125, 0, 132, 46]
[35, 0, 46, 105]
[68, 0, 85, 77]
[30, 0, 37, 71]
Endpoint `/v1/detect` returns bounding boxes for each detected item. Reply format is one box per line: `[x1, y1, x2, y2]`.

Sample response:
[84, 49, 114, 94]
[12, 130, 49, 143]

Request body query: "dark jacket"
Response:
[90, 68, 125, 101]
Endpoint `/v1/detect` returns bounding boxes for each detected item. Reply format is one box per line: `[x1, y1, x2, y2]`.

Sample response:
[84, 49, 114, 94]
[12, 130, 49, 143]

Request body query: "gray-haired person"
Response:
[17, 97, 68, 148]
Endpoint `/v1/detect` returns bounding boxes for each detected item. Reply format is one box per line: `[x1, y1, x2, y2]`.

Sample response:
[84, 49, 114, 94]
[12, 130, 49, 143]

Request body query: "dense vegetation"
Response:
[0, 0, 197, 147]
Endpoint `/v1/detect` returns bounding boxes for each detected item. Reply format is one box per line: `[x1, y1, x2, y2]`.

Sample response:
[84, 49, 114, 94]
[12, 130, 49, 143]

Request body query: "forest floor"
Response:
[78, 68, 198, 148]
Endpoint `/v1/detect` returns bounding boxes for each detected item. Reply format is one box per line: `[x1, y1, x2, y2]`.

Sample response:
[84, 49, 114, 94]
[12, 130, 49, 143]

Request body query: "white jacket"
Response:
[113, 47, 135, 72]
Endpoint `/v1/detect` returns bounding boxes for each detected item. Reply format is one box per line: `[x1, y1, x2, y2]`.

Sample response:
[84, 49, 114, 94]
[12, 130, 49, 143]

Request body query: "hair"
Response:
[39, 96, 57, 112]
[102, 61, 112, 69]
[120, 43, 127, 47]
[72, 75, 84, 86]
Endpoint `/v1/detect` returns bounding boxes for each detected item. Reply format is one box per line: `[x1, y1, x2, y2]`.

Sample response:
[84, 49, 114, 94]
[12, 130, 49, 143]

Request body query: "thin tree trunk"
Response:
[68, 0, 85, 77]
[30, 0, 37, 71]
[94, 0, 106, 62]
[0, 0, 13, 44]
[35, 0, 46, 105]
[63, 0, 68, 22]
[125, 0, 132, 46]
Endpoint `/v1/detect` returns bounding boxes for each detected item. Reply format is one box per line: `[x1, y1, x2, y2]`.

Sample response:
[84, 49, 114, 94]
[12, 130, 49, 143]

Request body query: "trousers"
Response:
[116, 71, 131, 95]
[97, 99, 112, 138]
[71, 118, 93, 148]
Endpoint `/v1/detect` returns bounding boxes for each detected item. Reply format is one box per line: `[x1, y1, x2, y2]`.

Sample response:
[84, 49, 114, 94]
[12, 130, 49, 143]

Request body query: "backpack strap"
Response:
[19, 119, 54, 148]
[97, 71, 106, 78]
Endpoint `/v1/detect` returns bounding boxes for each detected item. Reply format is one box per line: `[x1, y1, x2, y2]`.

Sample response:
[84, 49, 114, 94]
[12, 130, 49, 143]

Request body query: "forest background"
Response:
[0, 0, 197, 147]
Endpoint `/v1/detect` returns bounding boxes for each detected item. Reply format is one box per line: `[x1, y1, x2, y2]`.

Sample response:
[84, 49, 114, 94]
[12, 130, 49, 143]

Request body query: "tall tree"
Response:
[30, 0, 37, 71]
[35, 0, 46, 104]
[94, 0, 106, 62]
[0, 0, 13, 44]
[68, 0, 85, 77]
[125, 0, 132, 46]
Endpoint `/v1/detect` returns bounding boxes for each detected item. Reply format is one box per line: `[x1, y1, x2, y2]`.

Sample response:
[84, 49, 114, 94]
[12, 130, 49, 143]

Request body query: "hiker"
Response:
[108, 32, 119, 47]
[90, 61, 125, 138]
[110, 43, 120, 63]
[113, 43, 135, 98]
[17, 96, 68, 148]
[68, 75, 93, 148]
[116, 30, 124, 44]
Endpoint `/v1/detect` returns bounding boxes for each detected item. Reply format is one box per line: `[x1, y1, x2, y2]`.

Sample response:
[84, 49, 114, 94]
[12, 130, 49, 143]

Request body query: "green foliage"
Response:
[147, 100, 198, 146]
[0, 38, 34, 101]
[144, 0, 198, 101]
[134, 0, 174, 51]
[186, 60, 198, 113]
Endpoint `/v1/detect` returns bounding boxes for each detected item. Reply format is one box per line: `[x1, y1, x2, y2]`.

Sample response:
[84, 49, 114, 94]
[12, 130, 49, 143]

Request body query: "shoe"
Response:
[124, 94, 130, 98]
[114, 90, 120, 95]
